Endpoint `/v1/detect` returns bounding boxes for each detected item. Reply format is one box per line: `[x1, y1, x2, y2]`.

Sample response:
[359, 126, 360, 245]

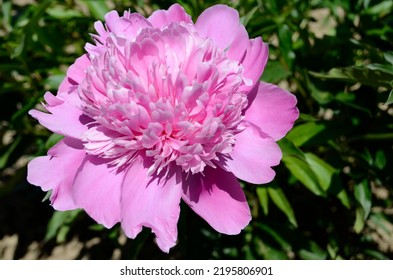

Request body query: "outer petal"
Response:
[72, 156, 123, 228]
[182, 166, 251, 234]
[121, 156, 182, 253]
[27, 138, 85, 210]
[64, 54, 90, 86]
[244, 82, 299, 140]
[29, 92, 90, 139]
[29, 54, 92, 139]
[239, 38, 269, 91]
[195, 5, 268, 90]
[223, 122, 282, 184]
[148, 4, 192, 28]
[195, 5, 246, 50]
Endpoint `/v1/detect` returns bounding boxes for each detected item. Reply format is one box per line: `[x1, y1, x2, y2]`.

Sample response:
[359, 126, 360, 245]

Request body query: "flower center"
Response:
[79, 23, 249, 174]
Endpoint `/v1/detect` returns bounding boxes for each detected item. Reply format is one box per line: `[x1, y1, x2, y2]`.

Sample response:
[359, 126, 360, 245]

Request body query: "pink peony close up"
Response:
[27, 4, 299, 252]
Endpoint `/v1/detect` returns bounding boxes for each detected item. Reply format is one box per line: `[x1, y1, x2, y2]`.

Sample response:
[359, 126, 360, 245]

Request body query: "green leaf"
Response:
[383, 52, 393, 65]
[0, 135, 21, 169]
[374, 149, 386, 170]
[354, 180, 372, 220]
[353, 180, 372, 233]
[364, 0, 393, 17]
[1, 1, 12, 32]
[286, 122, 327, 147]
[253, 237, 289, 260]
[278, 24, 295, 70]
[84, 0, 109, 20]
[354, 207, 366, 233]
[362, 249, 389, 260]
[386, 82, 393, 105]
[256, 187, 269, 216]
[336, 189, 351, 209]
[280, 139, 335, 197]
[255, 223, 292, 253]
[46, 6, 84, 20]
[335, 92, 372, 116]
[309, 65, 393, 88]
[267, 183, 297, 227]
[278, 138, 306, 160]
[45, 209, 81, 241]
[304, 153, 337, 192]
[282, 153, 326, 196]
[298, 241, 327, 260]
[240, 6, 258, 27]
[262, 60, 292, 83]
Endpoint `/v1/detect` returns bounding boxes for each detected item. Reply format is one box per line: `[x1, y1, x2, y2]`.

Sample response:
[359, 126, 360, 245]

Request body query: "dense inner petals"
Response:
[79, 22, 249, 174]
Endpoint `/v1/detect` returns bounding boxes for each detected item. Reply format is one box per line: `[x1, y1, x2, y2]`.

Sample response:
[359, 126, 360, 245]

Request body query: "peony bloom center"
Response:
[79, 22, 249, 174]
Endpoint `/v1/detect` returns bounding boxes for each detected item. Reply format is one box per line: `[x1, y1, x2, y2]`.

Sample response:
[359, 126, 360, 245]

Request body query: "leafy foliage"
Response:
[0, 0, 392, 259]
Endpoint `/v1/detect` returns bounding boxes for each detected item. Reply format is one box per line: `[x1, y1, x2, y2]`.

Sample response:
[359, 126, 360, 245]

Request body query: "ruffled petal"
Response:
[121, 156, 182, 252]
[223, 122, 282, 184]
[72, 156, 123, 228]
[245, 82, 299, 140]
[148, 3, 192, 28]
[182, 166, 251, 234]
[29, 92, 91, 139]
[30, 54, 92, 139]
[27, 138, 85, 210]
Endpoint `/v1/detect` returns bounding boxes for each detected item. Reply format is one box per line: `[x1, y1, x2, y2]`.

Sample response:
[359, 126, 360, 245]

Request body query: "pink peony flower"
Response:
[27, 4, 299, 252]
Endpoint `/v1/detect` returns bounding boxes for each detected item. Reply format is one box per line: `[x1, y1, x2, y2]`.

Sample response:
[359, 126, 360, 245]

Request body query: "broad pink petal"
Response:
[245, 82, 299, 140]
[224, 122, 282, 184]
[72, 156, 123, 228]
[66, 54, 90, 85]
[239, 38, 269, 91]
[182, 166, 251, 234]
[148, 4, 192, 27]
[195, 5, 245, 50]
[195, 5, 268, 89]
[53, 55, 90, 109]
[121, 156, 182, 252]
[27, 138, 85, 210]
[29, 92, 90, 139]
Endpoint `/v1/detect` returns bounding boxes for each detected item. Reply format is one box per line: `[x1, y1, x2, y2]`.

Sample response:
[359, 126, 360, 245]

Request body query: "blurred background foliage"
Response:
[0, 0, 392, 259]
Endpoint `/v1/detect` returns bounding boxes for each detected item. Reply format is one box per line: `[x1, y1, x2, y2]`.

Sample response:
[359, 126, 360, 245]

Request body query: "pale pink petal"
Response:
[148, 3, 192, 27]
[66, 54, 90, 85]
[72, 156, 123, 228]
[106, 10, 151, 37]
[195, 4, 245, 50]
[29, 92, 90, 139]
[239, 38, 269, 90]
[195, 5, 268, 89]
[54, 55, 90, 107]
[27, 138, 85, 210]
[245, 82, 299, 140]
[226, 24, 249, 62]
[57, 76, 74, 96]
[121, 156, 182, 252]
[223, 122, 282, 184]
[182, 166, 251, 234]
